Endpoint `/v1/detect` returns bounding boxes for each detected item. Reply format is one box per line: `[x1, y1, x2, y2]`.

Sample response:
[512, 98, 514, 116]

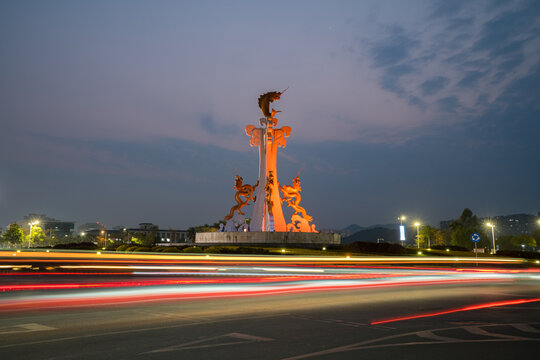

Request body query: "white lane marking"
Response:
[416, 330, 457, 341]
[463, 326, 530, 339]
[0, 313, 285, 350]
[142, 332, 274, 354]
[511, 323, 540, 334]
[0, 323, 57, 335]
[281, 323, 540, 360]
[227, 332, 274, 341]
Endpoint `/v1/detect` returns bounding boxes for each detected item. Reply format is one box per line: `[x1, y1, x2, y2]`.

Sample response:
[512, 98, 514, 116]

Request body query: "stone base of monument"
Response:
[195, 232, 340, 247]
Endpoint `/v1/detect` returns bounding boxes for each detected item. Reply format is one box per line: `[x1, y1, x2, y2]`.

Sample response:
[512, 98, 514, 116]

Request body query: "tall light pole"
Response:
[486, 222, 496, 254]
[414, 222, 421, 248]
[28, 220, 39, 248]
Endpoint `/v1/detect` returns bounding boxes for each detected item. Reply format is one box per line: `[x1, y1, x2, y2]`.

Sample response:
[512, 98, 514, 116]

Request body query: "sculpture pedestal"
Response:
[195, 232, 340, 247]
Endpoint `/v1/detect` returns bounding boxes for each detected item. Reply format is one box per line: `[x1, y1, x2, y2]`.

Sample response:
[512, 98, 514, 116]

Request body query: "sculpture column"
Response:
[247, 124, 267, 231]
[246, 119, 291, 232]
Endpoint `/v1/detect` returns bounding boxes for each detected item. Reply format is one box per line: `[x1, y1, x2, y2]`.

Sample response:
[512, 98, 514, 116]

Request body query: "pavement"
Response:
[1, 280, 539, 359]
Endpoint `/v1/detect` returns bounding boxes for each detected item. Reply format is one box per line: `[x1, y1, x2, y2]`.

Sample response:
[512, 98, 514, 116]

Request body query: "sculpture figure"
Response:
[257, 88, 288, 119]
[279, 176, 313, 222]
[265, 171, 275, 216]
[224, 175, 258, 221]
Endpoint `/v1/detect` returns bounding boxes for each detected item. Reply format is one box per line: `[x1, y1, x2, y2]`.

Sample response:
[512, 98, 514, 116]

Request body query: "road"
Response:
[1, 250, 539, 359]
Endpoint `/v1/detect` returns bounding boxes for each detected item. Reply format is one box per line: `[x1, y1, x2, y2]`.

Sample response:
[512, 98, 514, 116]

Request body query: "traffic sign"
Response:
[471, 233, 481, 243]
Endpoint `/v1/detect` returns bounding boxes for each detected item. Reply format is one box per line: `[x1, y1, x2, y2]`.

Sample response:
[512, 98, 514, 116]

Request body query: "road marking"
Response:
[281, 323, 540, 360]
[416, 330, 457, 341]
[0, 313, 285, 350]
[142, 332, 274, 354]
[463, 326, 528, 339]
[511, 323, 540, 334]
[0, 323, 57, 335]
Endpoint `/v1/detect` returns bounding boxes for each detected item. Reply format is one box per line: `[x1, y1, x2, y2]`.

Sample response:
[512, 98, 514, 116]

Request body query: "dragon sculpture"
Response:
[224, 175, 258, 221]
[279, 175, 313, 222]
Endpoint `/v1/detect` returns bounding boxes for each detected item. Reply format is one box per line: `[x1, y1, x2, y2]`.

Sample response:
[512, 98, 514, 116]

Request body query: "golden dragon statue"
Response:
[224, 175, 258, 221]
[279, 176, 313, 222]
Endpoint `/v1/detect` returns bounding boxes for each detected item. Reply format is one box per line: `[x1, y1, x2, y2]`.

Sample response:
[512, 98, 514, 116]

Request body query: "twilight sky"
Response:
[1, 0, 539, 230]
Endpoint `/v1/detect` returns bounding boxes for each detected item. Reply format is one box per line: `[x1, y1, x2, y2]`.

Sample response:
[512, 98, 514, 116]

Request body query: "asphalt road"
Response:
[1, 280, 539, 360]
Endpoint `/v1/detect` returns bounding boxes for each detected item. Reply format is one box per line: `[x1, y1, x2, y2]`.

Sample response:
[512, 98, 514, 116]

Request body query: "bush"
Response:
[125, 246, 139, 252]
[116, 244, 130, 252]
[183, 246, 203, 253]
[344, 241, 407, 254]
[203, 246, 223, 254]
[496, 250, 540, 260]
[431, 245, 469, 252]
[161, 247, 181, 253]
[53, 242, 98, 250]
[135, 247, 151, 252]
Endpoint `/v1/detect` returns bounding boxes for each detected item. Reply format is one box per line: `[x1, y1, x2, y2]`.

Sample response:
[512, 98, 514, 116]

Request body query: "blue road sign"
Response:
[471, 233, 481, 243]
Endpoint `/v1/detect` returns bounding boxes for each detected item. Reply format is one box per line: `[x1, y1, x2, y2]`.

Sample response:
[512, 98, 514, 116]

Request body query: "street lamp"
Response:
[28, 220, 39, 248]
[486, 222, 496, 254]
[414, 222, 421, 248]
[100, 230, 106, 248]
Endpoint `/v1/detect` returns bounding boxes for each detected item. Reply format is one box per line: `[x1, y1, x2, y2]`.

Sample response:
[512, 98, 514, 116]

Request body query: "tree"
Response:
[28, 226, 47, 246]
[496, 235, 514, 250]
[187, 222, 221, 242]
[132, 225, 159, 246]
[3, 223, 24, 245]
[511, 234, 536, 251]
[418, 225, 445, 248]
[532, 228, 540, 246]
[448, 208, 489, 250]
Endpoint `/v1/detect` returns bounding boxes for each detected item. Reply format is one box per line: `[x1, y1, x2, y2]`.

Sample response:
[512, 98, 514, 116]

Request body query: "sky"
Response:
[1, 0, 539, 231]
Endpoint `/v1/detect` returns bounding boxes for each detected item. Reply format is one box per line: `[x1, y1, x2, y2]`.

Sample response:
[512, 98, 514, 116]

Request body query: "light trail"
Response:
[0, 250, 526, 264]
[370, 297, 540, 325]
[0, 276, 514, 313]
[1, 251, 538, 314]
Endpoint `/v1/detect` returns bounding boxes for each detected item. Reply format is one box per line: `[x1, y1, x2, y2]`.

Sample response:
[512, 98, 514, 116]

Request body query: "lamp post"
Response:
[28, 220, 39, 248]
[414, 222, 421, 248]
[100, 230, 106, 248]
[486, 222, 496, 254]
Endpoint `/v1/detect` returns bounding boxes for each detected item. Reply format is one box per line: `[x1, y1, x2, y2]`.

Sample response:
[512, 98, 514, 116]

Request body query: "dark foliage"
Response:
[496, 250, 540, 260]
[431, 244, 469, 252]
[53, 242, 98, 250]
[343, 241, 407, 254]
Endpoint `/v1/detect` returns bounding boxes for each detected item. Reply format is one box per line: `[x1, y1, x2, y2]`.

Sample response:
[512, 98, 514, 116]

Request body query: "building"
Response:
[440, 213, 539, 236]
[85, 223, 188, 244]
[21, 213, 75, 238]
[485, 213, 538, 236]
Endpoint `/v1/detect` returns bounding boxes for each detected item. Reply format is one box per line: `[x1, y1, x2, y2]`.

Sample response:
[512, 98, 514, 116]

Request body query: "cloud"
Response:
[430, 0, 470, 18]
[370, 26, 420, 68]
[437, 96, 460, 113]
[379, 63, 417, 95]
[200, 115, 239, 135]
[420, 76, 450, 96]
[473, 3, 540, 53]
[457, 71, 488, 88]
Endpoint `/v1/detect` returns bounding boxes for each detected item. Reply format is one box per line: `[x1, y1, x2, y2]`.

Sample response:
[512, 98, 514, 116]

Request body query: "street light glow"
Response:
[485, 222, 496, 254]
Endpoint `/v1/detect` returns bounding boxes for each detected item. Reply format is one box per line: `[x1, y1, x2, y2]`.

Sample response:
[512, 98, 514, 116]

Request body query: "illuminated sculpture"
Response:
[224, 175, 258, 221]
[223, 90, 317, 233]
